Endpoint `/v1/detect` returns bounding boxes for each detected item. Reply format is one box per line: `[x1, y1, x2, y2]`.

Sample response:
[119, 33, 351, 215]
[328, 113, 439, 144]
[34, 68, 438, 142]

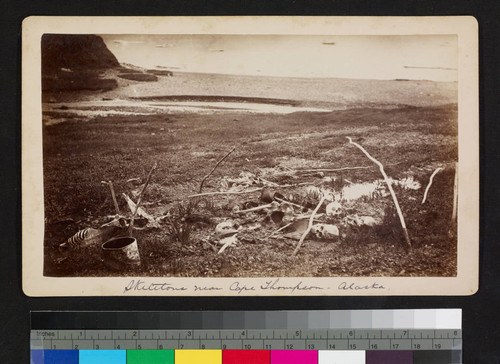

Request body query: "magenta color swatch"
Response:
[271, 350, 318, 364]
[366, 350, 413, 364]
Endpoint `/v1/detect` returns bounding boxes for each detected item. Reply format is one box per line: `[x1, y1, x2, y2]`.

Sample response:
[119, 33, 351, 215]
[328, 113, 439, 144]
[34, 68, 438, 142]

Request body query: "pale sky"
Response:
[100, 34, 457, 82]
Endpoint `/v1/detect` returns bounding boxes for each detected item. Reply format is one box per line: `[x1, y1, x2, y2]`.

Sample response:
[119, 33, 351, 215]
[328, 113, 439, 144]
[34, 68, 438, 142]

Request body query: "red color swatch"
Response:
[223, 350, 271, 364]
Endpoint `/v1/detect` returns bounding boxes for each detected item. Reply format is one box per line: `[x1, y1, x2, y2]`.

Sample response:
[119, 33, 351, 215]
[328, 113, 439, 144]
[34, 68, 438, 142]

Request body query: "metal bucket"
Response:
[102, 236, 141, 270]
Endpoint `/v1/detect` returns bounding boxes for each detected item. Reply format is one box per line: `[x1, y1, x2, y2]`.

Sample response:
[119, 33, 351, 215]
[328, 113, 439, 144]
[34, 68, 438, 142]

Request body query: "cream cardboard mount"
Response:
[22, 16, 479, 296]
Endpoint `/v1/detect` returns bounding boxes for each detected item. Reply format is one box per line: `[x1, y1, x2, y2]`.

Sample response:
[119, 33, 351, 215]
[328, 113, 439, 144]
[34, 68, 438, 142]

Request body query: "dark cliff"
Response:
[42, 34, 119, 73]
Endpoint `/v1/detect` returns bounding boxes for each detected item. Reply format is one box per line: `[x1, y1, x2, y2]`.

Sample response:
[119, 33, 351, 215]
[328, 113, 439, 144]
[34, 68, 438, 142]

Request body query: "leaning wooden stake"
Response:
[108, 181, 121, 215]
[199, 146, 236, 193]
[128, 163, 157, 237]
[101, 180, 121, 216]
[346, 137, 411, 250]
[293, 194, 326, 256]
[421, 167, 444, 204]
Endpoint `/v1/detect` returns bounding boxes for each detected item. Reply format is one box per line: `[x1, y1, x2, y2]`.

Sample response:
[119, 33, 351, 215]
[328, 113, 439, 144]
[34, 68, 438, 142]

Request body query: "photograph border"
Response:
[22, 16, 479, 296]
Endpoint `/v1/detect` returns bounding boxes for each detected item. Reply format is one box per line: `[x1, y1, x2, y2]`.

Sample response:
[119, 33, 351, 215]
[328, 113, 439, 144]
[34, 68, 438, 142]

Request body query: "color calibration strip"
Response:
[31, 349, 462, 364]
[30, 310, 462, 364]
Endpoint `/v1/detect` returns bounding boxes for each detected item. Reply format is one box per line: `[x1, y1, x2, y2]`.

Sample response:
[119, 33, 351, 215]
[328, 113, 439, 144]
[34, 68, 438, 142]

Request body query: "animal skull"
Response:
[215, 221, 240, 238]
[311, 224, 340, 240]
[325, 201, 342, 216]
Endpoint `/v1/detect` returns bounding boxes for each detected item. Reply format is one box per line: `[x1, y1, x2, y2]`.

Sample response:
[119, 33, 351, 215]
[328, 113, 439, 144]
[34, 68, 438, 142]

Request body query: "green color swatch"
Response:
[127, 350, 175, 364]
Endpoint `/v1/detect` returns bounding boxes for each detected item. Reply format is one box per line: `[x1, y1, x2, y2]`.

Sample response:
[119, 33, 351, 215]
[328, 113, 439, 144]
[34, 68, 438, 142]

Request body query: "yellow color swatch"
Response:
[175, 350, 222, 364]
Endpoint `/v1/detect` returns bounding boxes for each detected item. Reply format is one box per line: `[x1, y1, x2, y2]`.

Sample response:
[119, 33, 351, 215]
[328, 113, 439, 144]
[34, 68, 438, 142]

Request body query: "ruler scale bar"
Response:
[31, 329, 462, 351]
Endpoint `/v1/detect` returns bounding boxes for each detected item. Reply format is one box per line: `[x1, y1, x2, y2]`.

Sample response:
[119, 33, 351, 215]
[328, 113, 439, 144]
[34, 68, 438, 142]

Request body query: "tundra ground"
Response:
[43, 99, 457, 278]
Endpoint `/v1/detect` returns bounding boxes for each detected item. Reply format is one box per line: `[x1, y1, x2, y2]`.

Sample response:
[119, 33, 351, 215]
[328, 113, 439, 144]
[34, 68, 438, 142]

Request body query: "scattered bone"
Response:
[62, 226, 124, 249]
[223, 171, 258, 190]
[215, 221, 241, 238]
[306, 186, 322, 197]
[321, 188, 336, 202]
[326, 201, 342, 217]
[101, 216, 127, 228]
[311, 224, 340, 240]
[258, 177, 280, 187]
[218, 234, 238, 254]
[122, 193, 160, 228]
[360, 216, 378, 227]
[235, 201, 278, 214]
[343, 214, 379, 227]
[394, 176, 421, 190]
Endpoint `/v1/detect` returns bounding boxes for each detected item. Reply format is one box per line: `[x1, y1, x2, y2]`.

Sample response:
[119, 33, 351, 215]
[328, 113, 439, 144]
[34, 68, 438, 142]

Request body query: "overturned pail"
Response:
[102, 237, 141, 270]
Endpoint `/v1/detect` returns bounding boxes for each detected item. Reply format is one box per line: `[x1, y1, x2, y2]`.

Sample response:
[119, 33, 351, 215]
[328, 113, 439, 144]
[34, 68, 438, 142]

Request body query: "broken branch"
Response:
[128, 163, 157, 236]
[346, 136, 411, 250]
[293, 194, 326, 255]
[199, 146, 236, 193]
[421, 167, 444, 204]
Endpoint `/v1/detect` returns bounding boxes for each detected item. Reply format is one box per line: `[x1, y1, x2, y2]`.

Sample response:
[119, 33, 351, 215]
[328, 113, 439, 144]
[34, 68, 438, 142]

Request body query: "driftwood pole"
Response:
[422, 167, 444, 204]
[293, 194, 326, 256]
[199, 146, 236, 193]
[108, 181, 121, 215]
[346, 137, 411, 250]
[128, 163, 157, 237]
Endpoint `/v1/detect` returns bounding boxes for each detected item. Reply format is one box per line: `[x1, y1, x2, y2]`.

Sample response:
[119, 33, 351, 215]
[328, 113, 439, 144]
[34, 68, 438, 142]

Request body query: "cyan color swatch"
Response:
[79, 350, 126, 364]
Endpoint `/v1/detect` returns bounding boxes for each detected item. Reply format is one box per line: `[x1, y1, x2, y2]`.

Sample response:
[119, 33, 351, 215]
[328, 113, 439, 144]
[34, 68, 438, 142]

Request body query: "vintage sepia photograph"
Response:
[22, 17, 478, 296]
